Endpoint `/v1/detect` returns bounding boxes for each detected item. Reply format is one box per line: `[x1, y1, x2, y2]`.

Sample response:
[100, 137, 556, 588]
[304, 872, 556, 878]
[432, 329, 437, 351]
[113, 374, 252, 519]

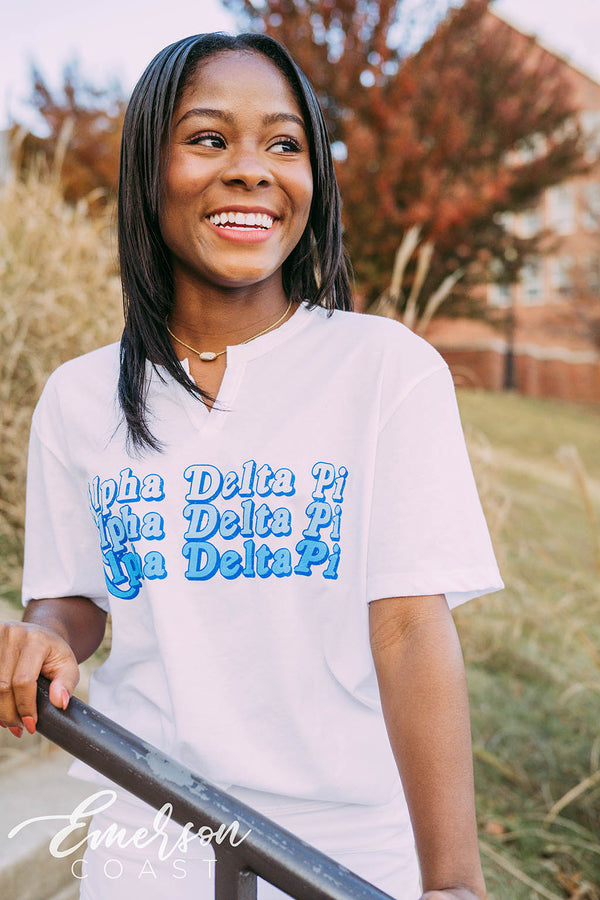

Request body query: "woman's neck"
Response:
[168, 276, 291, 350]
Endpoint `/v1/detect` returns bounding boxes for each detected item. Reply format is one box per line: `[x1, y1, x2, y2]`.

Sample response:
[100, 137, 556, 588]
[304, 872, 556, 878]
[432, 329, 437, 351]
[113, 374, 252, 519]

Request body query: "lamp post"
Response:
[503, 247, 519, 391]
[503, 289, 516, 389]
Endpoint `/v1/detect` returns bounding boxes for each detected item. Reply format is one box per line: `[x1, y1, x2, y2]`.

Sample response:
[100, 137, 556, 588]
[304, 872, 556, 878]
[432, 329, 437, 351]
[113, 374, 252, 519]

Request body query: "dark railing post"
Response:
[215, 852, 258, 900]
[34, 675, 397, 900]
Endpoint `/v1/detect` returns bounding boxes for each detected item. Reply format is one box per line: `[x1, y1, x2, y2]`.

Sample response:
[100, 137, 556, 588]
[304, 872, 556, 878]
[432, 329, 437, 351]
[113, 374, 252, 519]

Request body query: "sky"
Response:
[1, 0, 599, 133]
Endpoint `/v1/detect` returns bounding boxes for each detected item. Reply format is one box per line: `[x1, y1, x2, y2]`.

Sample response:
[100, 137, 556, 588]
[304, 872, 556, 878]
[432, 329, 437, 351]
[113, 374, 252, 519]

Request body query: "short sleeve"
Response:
[367, 364, 504, 609]
[21, 419, 110, 612]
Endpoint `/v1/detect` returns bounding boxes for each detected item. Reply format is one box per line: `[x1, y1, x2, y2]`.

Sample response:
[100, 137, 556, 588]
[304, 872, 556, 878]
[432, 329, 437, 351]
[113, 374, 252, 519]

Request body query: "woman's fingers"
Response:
[47, 675, 78, 714]
[13, 635, 80, 729]
[9, 628, 56, 727]
[0, 621, 79, 732]
[0, 623, 26, 725]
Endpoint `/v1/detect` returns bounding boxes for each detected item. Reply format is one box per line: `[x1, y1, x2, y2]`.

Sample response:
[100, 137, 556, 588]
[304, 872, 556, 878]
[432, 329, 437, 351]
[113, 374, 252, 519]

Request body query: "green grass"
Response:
[458, 387, 600, 481]
[455, 387, 600, 899]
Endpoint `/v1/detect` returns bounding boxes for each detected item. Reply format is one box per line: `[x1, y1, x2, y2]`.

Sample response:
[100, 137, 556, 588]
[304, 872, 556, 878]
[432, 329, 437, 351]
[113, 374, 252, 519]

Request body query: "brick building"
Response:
[423, 11, 600, 403]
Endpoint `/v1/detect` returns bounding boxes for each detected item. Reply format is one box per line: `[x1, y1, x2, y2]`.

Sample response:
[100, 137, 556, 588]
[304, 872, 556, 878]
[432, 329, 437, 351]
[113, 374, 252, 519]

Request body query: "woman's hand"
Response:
[0, 620, 80, 737]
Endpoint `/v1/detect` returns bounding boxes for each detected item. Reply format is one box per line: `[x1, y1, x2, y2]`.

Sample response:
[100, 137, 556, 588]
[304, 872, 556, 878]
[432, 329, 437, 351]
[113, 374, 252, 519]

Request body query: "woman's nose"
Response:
[221, 146, 273, 189]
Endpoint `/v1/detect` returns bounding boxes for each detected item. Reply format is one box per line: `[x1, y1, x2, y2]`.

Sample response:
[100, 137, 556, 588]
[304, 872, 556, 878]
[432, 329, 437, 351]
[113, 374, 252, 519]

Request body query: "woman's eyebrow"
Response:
[175, 108, 305, 130]
[175, 107, 233, 128]
[262, 112, 306, 130]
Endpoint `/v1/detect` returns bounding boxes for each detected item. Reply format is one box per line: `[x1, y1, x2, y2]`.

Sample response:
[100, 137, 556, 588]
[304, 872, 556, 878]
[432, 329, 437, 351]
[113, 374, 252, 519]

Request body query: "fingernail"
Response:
[22, 716, 36, 735]
[0, 722, 6, 728]
[9, 726, 23, 738]
[61, 688, 70, 710]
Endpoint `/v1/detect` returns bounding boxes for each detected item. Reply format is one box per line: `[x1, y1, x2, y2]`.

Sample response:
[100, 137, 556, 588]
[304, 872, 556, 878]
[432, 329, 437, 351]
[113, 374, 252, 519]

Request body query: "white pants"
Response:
[76, 784, 421, 900]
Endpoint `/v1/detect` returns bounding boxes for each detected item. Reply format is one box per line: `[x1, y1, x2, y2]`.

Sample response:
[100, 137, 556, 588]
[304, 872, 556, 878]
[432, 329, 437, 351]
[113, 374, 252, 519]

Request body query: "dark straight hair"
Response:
[117, 32, 353, 452]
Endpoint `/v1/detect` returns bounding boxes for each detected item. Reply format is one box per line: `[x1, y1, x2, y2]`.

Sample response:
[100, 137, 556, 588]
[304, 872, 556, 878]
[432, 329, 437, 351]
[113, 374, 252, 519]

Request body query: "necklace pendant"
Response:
[198, 351, 218, 362]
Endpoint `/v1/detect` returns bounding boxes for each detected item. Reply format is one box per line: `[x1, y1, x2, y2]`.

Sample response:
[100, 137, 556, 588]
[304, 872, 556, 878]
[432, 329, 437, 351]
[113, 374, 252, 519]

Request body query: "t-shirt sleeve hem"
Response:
[21, 590, 111, 614]
[367, 570, 505, 610]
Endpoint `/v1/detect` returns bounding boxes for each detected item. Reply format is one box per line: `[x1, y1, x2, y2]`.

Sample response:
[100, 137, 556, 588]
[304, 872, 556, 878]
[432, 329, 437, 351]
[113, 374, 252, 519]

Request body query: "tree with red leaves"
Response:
[222, 0, 588, 315]
[13, 61, 125, 210]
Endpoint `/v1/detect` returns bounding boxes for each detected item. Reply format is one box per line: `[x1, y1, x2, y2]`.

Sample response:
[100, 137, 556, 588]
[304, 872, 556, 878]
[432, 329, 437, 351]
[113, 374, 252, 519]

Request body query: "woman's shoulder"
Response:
[33, 342, 121, 432]
[46, 342, 121, 386]
[310, 305, 448, 379]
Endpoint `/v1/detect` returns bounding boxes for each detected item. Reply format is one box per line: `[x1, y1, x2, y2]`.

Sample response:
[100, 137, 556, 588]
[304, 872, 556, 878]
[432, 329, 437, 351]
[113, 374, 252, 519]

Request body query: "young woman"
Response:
[0, 32, 503, 900]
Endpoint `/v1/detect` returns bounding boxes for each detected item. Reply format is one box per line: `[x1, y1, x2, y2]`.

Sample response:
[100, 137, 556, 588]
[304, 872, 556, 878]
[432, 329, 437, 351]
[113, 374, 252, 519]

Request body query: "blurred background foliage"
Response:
[7, 0, 591, 317]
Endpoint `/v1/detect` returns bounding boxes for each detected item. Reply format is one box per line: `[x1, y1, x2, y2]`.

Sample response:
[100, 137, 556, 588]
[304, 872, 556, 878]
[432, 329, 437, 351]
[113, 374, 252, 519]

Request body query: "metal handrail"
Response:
[35, 675, 396, 899]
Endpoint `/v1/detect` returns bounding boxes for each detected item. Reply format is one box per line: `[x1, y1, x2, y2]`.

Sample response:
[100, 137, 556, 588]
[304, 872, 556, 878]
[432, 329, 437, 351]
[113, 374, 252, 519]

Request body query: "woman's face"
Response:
[160, 50, 314, 295]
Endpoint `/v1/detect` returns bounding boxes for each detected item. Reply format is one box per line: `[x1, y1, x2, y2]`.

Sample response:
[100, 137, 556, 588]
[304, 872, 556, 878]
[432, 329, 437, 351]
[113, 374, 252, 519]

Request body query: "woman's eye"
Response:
[270, 137, 303, 154]
[188, 132, 226, 149]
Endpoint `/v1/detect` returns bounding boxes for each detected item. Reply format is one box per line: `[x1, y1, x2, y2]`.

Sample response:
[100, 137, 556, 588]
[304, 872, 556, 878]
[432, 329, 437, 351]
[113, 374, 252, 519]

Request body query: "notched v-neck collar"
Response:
[147, 301, 319, 434]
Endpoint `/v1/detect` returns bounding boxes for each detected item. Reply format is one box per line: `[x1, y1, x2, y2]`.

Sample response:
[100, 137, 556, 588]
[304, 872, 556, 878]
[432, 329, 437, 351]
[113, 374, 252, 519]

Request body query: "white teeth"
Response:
[208, 211, 275, 229]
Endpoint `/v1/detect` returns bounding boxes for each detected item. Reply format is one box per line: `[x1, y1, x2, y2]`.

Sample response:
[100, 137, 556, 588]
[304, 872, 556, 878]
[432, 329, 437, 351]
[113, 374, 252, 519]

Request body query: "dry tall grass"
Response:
[455, 392, 600, 899]
[0, 165, 122, 598]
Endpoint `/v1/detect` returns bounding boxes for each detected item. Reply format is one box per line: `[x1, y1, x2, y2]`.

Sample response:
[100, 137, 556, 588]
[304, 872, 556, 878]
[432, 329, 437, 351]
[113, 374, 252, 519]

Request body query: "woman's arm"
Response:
[0, 597, 107, 735]
[369, 593, 486, 900]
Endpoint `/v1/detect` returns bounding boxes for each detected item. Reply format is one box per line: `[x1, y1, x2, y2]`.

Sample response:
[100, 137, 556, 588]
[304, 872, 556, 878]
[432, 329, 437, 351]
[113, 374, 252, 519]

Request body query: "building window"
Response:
[487, 257, 513, 307]
[547, 184, 576, 235]
[521, 260, 544, 304]
[549, 256, 575, 296]
[584, 255, 600, 295]
[581, 183, 600, 232]
[581, 111, 600, 162]
[488, 282, 512, 308]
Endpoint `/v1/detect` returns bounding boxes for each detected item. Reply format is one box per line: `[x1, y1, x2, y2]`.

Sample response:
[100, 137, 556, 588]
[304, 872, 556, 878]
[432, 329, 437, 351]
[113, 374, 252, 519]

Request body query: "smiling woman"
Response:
[1, 31, 503, 900]
[158, 50, 314, 400]
[161, 51, 312, 315]
[115, 33, 349, 431]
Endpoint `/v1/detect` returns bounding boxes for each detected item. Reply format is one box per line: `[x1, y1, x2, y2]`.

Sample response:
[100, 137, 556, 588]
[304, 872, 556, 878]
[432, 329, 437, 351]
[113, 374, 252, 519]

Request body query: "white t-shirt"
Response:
[22, 302, 503, 806]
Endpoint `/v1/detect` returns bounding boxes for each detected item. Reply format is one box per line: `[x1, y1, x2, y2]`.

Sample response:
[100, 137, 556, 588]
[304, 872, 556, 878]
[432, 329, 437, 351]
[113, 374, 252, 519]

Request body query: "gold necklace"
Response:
[166, 300, 293, 362]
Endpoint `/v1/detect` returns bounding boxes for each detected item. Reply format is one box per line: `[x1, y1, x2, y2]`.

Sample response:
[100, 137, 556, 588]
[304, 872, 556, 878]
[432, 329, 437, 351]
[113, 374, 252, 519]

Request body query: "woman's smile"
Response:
[206, 206, 278, 243]
[159, 51, 313, 292]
